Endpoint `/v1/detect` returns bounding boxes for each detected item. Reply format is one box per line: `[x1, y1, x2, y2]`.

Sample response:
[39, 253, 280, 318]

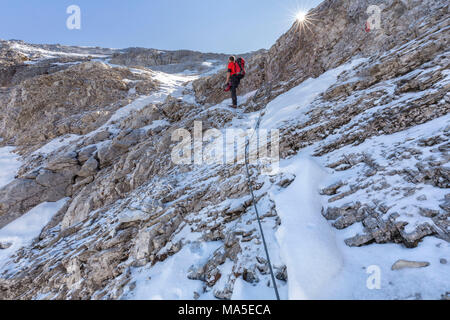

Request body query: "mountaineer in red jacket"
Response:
[224, 56, 243, 108]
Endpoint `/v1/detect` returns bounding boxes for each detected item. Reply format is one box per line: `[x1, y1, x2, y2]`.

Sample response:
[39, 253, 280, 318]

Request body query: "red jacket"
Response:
[228, 62, 240, 76]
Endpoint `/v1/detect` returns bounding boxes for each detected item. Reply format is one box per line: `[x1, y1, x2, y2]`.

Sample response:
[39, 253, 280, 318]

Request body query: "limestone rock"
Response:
[77, 146, 97, 164]
[0, 242, 12, 249]
[0, 61, 158, 153]
[391, 260, 430, 271]
[78, 157, 98, 177]
[321, 181, 346, 196]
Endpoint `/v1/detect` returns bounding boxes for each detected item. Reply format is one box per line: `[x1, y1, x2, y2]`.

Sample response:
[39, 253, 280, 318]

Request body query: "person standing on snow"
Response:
[224, 56, 245, 108]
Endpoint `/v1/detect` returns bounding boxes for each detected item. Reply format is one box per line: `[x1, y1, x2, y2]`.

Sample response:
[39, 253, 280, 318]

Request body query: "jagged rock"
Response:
[97, 142, 118, 167]
[333, 213, 362, 230]
[0, 61, 158, 153]
[213, 286, 233, 300]
[345, 233, 375, 247]
[92, 131, 111, 143]
[84, 131, 112, 146]
[73, 176, 94, 190]
[130, 225, 167, 266]
[419, 207, 440, 218]
[242, 267, 259, 284]
[399, 223, 437, 248]
[78, 157, 98, 177]
[323, 202, 366, 229]
[391, 260, 430, 271]
[46, 152, 79, 171]
[119, 104, 162, 130]
[418, 136, 446, 147]
[322, 207, 341, 221]
[275, 265, 288, 281]
[77, 146, 97, 164]
[321, 181, 345, 195]
[86, 247, 127, 286]
[97, 130, 144, 167]
[276, 174, 295, 188]
[0, 242, 12, 249]
[0, 178, 64, 229]
[60, 190, 95, 230]
[187, 265, 206, 281]
[35, 169, 74, 191]
[256, 256, 269, 275]
[113, 129, 143, 150]
[417, 195, 427, 201]
[361, 215, 402, 245]
[440, 196, 450, 213]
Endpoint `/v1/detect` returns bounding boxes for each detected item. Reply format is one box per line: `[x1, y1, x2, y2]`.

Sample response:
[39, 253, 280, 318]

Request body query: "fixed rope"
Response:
[244, 83, 280, 300]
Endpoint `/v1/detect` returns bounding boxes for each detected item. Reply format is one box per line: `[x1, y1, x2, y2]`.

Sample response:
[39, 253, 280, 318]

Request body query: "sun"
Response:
[290, 6, 317, 36]
[296, 11, 307, 23]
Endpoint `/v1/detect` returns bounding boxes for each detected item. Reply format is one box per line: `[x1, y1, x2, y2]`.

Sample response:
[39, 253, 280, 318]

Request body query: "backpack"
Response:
[235, 57, 246, 79]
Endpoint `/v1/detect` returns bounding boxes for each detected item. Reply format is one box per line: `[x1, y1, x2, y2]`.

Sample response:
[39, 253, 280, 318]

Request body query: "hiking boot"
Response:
[230, 105, 238, 109]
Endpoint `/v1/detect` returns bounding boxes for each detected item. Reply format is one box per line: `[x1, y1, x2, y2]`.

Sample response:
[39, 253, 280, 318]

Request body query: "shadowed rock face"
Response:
[109, 48, 230, 73]
[0, 57, 90, 87]
[109, 48, 266, 74]
[0, 40, 117, 87]
[0, 61, 159, 152]
[0, 0, 448, 300]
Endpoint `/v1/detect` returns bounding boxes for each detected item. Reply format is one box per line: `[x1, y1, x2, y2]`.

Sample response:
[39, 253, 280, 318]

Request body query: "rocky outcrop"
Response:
[0, 61, 158, 152]
[109, 48, 229, 74]
[109, 48, 265, 75]
[0, 40, 117, 87]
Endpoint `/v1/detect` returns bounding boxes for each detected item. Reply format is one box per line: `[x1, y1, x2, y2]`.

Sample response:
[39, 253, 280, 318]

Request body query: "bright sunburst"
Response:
[296, 11, 307, 22]
[291, 6, 317, 36]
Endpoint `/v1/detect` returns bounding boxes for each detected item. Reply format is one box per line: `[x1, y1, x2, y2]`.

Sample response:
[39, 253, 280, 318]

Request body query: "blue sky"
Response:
[0, 0, 322, 53]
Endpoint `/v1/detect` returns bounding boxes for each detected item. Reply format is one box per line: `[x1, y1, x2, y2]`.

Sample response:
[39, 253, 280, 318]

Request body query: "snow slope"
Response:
[0, 198, 69, 272]
[260, 58, 368, 130]
[256, 57, 450, 300]
[0, 147, 21, 188]
[119, 56, 449, 300]
[271, 154, 343, 299]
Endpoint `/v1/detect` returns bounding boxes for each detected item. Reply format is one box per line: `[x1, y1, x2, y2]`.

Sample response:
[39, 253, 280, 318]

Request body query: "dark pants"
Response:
[230, 75, 241, 106]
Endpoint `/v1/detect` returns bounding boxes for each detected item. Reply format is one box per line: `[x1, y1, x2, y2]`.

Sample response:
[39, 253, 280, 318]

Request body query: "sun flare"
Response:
[296, 11, 307, 22]
[290, 6, 317, 36]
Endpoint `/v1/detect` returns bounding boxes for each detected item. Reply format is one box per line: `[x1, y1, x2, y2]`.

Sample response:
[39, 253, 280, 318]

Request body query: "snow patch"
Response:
[0, 147, 22, 189]
[122, 240, 221, 300]
[272, 153, 343, 299]
[32, 134, 81, 156]
[0, 198, 69, 271]
[261, 58, 367, 129]
[141, 120, 170, 131]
